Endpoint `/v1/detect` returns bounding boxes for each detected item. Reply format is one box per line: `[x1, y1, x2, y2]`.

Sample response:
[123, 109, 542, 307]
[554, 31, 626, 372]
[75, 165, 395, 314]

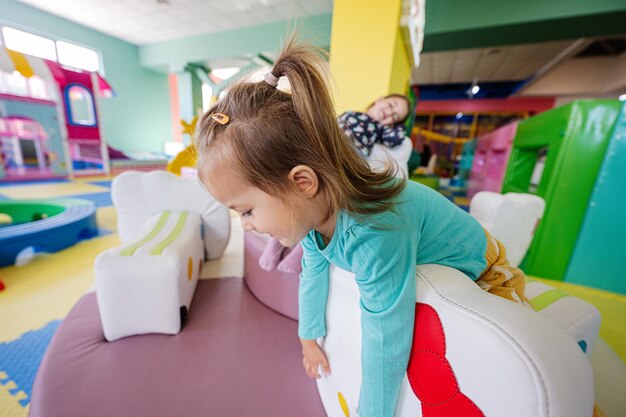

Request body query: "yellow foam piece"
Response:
[167, 145, 197, 176]
[530, 276, 626, 362]
[0, 183, 109, 199]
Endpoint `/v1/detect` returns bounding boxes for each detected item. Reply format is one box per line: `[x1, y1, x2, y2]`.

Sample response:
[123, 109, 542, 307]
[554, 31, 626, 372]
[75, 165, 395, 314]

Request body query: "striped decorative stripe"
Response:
[529, 289, 569, 311]
[150, 212, 189, 255]
[120, 212, 171, 256]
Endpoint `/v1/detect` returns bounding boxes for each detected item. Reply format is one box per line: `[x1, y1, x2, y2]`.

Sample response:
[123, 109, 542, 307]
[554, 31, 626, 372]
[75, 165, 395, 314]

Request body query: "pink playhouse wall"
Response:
[467, 121, 518, 199]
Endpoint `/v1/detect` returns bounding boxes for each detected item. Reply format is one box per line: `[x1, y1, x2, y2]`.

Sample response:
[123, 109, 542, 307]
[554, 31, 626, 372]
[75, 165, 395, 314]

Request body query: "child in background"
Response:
[338, 94, 410, 157]
[194, 37, 527, 417]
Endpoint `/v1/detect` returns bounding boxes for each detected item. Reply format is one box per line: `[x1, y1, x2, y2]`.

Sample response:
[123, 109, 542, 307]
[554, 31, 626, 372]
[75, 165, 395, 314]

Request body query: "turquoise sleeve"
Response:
[297, 234, 331, 340]
[346, 224, 418, 417]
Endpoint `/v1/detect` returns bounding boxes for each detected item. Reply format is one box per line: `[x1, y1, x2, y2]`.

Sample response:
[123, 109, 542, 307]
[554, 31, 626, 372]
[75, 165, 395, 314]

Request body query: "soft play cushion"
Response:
[470, 191, 545, 267]
[95, 211, 204, 341]
[112, 170, 230, 260]
[368, 138, 413, 178]
[30, 279, 326, 417]
[317, 264, 594, 417]
[244, 231, 299, 320]
[526, 280, 601, 357]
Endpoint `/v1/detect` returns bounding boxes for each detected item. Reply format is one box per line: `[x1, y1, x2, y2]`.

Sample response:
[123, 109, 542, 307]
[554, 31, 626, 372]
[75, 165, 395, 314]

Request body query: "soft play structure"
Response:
[455, 138, 475, 187]
[0, 102, 68, 182]
[0, 198, 98, 267]
[467, 121, 518, 199]
[243, 189, 601, 416]
[564, 102, 626, 294]
[501, 99, 622, 283]
[30, 175, 600, 416]
[317, 264, 594, 417]
[0, 47, 115, 180]
[95, 170, 230, 341]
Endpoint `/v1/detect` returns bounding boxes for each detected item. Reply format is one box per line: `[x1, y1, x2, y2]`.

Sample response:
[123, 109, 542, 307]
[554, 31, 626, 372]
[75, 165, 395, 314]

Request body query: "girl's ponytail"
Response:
[195, 34, 405, 217]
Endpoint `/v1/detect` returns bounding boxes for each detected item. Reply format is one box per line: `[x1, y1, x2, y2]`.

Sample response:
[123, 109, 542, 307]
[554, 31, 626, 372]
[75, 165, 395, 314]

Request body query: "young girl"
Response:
[194, 37, 527, 417]
[258, 93, 411, 274]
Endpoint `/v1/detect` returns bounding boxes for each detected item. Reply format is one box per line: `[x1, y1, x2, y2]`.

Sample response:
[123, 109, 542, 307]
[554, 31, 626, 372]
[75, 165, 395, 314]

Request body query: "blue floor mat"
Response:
[0, 320, 61, 407]
[88, 180, 112, 188]
[70, 192, 112, 208]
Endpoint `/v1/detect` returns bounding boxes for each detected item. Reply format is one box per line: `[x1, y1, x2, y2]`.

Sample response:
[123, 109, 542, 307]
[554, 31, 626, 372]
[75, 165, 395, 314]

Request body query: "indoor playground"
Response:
[1, 1, 625, 417]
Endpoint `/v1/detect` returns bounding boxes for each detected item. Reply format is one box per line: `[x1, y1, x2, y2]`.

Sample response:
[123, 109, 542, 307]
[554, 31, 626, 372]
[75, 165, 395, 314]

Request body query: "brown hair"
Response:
[366, 93, 412, 124]
[194, 35, 405, 218]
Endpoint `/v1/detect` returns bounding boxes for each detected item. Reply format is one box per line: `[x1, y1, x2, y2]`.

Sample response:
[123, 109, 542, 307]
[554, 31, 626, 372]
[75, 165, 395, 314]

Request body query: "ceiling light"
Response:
[471, 85, 480, 95]
[456, 112, 463, 119]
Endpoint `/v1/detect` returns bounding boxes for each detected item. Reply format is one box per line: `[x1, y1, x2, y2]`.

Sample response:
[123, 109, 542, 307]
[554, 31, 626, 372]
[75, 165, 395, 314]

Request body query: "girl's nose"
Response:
[240, 216, 255, 231]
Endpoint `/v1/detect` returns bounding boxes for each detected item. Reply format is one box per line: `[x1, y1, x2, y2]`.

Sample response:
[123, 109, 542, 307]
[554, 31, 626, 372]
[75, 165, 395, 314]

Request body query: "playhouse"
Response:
[0, 46, 113, 181]
[501, 100, 622, 287]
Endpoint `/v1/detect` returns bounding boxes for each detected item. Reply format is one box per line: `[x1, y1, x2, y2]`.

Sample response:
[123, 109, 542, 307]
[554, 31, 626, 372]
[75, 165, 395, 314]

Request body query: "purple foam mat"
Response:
[30, 278, 326, 417]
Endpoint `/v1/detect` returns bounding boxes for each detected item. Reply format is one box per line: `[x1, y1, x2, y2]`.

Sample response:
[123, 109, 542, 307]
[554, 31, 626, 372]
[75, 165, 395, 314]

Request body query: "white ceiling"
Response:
[411, 39, 580, 84]
[13, 0, 602, 92]
[16, 0, 333, 45]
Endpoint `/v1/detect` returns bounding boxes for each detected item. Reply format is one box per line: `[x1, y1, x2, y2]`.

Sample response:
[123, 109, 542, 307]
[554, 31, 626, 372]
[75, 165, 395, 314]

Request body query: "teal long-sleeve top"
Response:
[298, 179, 488, 417]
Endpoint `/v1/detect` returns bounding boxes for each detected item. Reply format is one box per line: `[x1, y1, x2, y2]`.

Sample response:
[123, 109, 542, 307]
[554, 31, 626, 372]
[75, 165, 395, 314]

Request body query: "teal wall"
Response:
[139, 14, 333, 72]
[1, 0, 172, 154]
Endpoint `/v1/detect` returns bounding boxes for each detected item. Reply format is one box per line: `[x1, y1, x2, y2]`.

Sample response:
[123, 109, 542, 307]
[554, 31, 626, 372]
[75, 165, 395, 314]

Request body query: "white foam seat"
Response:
[470, 191, 545, 267]
[469, 191, 600, 356]
[317, 264, 595, 417]
[112, 170, 230, 260]
[526, 280, 601, 357]
[368, 138, 413, 178]
[94, 171, 230, 342]
[96, 211, 204, 341]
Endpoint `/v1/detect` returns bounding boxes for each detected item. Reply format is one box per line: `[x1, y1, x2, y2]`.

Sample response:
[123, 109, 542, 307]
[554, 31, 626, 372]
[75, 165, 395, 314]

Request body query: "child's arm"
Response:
[346, 224, 418, 417]
[297, 234, 331, 341]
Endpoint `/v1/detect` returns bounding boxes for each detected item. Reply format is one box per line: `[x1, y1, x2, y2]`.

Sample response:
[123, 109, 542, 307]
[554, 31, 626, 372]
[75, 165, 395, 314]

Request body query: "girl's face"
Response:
[203, 169, 318, 248]
[366, 96, 409, 126]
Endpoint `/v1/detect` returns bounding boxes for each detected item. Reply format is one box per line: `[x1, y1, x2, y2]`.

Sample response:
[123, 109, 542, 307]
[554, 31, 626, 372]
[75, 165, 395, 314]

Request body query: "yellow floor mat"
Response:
[0, 182, 109, 199]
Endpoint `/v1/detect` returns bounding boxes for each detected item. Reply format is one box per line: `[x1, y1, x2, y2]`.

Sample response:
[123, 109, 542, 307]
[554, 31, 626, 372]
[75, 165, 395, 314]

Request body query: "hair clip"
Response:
[210, 113, 230, 125]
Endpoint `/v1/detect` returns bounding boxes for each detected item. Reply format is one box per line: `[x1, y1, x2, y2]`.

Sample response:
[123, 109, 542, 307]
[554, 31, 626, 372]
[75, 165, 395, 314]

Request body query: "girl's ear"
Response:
[288, 165, 319, 198]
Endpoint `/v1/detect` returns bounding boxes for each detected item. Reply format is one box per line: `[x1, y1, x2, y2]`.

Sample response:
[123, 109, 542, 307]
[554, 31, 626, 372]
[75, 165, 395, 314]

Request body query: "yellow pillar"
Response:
[329, 0, 411, 113]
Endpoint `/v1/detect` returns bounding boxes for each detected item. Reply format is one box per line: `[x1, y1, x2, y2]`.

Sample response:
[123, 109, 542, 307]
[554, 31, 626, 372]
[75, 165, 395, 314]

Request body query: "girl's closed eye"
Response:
[242, 210, 252, 217]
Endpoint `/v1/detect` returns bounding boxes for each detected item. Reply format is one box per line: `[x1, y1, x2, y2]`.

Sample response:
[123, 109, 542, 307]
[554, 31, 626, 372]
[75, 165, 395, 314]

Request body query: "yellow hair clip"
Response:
[210, 113, 230, 125]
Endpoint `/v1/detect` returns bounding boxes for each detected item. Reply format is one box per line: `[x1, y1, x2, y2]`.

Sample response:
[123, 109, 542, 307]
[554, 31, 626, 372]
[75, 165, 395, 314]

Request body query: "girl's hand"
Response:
[300, 339, 331, 379]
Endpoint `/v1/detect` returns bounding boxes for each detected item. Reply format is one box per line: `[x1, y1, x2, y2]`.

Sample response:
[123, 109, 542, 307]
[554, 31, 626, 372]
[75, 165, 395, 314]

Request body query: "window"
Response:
[65, 84, 96, 126]
[2, 27, 57, 61]
[56, 41, 100, 72]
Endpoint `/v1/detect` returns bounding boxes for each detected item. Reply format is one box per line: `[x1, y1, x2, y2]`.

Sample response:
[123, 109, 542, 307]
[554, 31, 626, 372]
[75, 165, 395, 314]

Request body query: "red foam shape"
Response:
[407, 303, 485, 417]
[0, 279, 4, 291]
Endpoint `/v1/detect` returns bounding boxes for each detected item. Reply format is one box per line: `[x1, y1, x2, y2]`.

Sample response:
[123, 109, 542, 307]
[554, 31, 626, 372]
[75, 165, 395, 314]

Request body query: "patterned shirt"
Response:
[338, 111, 407, 156]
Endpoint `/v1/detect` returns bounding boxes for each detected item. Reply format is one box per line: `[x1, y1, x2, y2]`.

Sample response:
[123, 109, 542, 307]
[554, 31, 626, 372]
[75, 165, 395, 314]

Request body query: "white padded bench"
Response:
[95, 171, 231, 342]
[96, 211, 204, 341]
